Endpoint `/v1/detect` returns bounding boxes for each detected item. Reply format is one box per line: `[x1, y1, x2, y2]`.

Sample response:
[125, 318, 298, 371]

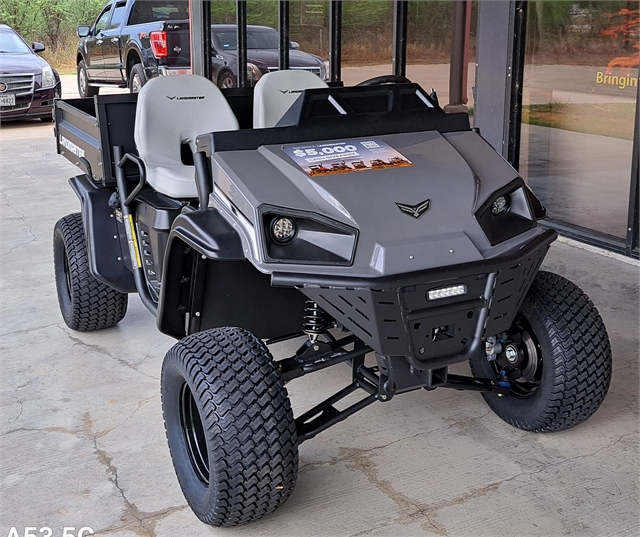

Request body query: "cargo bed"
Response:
[54, 94, 139, 185]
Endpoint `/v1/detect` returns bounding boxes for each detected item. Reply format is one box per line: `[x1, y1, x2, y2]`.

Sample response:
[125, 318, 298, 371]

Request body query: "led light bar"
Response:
[427, 284, 467, 301]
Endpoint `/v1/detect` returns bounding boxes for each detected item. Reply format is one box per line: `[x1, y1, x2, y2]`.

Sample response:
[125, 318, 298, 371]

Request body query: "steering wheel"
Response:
[355, 75, 412, 87]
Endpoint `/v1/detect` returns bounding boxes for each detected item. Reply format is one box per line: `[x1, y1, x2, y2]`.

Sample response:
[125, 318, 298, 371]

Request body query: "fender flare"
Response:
[156, 208, 245, 337]
[124, 43, 144, 75]
[69, 174, 136, 293]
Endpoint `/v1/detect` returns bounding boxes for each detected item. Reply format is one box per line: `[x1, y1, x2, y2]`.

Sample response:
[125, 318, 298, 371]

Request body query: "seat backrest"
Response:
[253, 70, 328, 129]
[135, 74, 238, 166]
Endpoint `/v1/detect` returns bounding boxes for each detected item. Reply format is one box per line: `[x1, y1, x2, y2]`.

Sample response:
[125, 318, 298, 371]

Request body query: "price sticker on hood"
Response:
[282, 138, 412, 177]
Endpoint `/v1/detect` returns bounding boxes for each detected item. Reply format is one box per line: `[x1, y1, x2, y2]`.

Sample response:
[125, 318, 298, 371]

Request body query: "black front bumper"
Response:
[0, 84, 59, 120]
[272, 229, 557, 370]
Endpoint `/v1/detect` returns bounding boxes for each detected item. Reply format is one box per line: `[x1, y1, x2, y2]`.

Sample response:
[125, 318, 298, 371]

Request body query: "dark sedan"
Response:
[211, 25, 329, 88]
[0, 24, 61, 122]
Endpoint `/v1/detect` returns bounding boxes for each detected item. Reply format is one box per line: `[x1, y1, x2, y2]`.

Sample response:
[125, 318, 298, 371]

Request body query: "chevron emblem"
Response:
[395, 199, 431, 219]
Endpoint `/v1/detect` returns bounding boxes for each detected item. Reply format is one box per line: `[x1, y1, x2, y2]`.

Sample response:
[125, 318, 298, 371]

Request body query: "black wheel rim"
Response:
[179, 382, 210, 485]
[503, 317, 544, 398]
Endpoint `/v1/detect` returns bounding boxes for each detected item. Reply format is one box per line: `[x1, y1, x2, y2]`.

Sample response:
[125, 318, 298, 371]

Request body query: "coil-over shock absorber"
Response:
[303, 300, 327, 342]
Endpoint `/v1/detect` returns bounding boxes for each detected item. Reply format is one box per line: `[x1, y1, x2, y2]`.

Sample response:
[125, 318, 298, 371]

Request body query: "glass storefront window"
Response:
[290, 1, 330, 82]
[341, 1, 394, 85]
[406, 1, 477, 109]
[208, 1, 330, 87]
[520, 1, 638, 239]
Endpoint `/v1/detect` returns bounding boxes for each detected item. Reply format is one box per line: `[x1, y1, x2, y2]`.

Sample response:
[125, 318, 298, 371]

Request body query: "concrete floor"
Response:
[1, 115, 639, 536]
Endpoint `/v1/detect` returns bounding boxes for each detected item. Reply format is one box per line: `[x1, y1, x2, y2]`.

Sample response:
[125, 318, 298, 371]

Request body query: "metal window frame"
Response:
[626, 81, 639, 256]
[329, 0, 342, 83]
[279, 1, 290, 71]
[236, 0, 247, 87]
[393, 1, 408, 77]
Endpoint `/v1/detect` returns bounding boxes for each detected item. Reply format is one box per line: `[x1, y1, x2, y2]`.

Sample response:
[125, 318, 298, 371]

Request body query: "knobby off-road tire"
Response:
[161, 327, 298, 527]
[53, 213, 128, 331]
[470, 271, 611, 432]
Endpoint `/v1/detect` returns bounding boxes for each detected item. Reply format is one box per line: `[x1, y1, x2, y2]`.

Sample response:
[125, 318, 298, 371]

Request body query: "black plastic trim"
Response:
[259, 205, 359, 266]
[165, 208, 245, 261]
[272, 229, 557, 290]
[196, 84, 470, 154]
[69, 174, 136, 293]
[475, 177, 537, 245]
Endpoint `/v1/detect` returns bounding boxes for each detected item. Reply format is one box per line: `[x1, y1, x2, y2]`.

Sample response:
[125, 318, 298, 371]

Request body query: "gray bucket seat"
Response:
[134, 74, 239, 199]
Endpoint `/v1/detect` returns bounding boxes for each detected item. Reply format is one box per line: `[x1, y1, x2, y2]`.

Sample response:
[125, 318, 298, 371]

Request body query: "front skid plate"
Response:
[275, 230, 557, 369]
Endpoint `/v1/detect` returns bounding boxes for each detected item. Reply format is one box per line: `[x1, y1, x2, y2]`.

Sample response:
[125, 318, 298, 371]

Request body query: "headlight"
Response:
[41, 65, 56, 89]
[322, 60, 330, 81]
[271, 217, 297, 244]
[246, 63, 262, 81]
[261, 207, 358, 265]
[491, 195, 509, 215]
[475, 179, 537, 245]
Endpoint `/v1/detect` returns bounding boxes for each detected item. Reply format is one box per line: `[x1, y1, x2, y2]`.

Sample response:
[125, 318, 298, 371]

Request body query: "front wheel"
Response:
[77, 60, 99, 98]
[470, 271, 612, 432]
[161, 327, 298, 526]
[217, 71, 236, 89]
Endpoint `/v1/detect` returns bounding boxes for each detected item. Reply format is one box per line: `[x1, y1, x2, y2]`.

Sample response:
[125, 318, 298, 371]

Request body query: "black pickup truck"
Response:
[76, 0, 329, 96]
[76, 0, 190, 97]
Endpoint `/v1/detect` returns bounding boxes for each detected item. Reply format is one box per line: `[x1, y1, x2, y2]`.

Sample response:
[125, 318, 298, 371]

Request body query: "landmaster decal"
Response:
[283, 138, 412, 176]
[165, 95, 205, 100]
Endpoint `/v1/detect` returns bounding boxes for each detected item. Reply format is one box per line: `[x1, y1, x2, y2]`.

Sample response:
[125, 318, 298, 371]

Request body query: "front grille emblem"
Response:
[0, 82, 7, 93]
[396, 199, 431, 218]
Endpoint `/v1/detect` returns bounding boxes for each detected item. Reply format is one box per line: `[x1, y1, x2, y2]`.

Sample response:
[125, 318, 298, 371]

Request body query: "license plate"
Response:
[0, 94, 16, 106]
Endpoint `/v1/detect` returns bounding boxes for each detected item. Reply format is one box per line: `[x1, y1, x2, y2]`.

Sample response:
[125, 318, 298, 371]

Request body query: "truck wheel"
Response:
[129, 64, 147, 93]
[161, 327, 298, 526]
[77, 60, 98, 98]
[53, 213, 128, 331]
[470, 271, 611, 432]
[217, 71, 236, 89]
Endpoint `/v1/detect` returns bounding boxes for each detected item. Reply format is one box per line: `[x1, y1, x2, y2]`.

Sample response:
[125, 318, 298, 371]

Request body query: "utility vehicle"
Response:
[52, 71, 611, 527]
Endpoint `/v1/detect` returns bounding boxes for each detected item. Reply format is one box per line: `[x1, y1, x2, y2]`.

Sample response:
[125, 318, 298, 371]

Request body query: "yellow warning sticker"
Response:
[124, 214, 142, 269]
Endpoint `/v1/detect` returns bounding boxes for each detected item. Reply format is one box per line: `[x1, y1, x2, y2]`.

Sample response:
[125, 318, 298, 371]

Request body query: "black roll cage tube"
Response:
[113, 145, 158, 316]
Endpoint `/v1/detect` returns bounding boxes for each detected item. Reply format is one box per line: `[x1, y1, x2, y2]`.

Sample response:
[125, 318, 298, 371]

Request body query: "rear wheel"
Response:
[129, 63, 147, 93]
[470, 271, 611, 432]
[161, 327, 298, 526]
[53, 213, 128, 331]
[77, 60, 99, 98]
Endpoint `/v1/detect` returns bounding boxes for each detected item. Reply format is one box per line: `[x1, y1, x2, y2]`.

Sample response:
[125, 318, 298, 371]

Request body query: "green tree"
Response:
[0, 0, 103, 52]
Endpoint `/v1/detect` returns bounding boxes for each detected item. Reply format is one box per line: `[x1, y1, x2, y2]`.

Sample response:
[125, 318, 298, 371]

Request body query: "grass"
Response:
[522, 103, 636, 140]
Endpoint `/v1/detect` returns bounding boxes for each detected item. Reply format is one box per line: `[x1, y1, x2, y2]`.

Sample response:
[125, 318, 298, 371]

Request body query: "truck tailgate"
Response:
[163, 21, 190, 68]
